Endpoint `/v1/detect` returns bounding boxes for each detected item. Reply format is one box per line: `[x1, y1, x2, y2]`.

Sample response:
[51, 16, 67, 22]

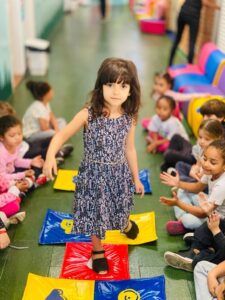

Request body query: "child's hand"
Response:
[16, 179, 29, 192]
[160, 171, 179, 187]
[24, 169, 35, 178]
[207, 212, 221, 235]
[146, 142, 157, 153]
[31, 155, 44, 168]
[160, 191, 179, 206]
[43, 158, 57, 181]
[207, 270, 219, 297]
[198, 192, 214, 215]
[189, 164, 202, 181]
[134, 179, 145, 197]
[215, 281, 225, 300]
[0, 229, 10, 249]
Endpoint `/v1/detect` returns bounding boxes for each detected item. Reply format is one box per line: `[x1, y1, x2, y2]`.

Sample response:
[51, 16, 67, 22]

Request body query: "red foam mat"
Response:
[60, 243, 130, 281]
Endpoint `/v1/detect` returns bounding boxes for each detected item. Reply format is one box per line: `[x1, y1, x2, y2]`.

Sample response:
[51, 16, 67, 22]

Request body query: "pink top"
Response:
[0, 143, 31, 181]
[165, 90, 207, 102]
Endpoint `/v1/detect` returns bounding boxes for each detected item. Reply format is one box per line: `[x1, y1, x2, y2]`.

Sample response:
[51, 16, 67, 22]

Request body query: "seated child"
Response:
[0, 115, 47, 190]
[167, 119, 224, 178]
[146, 95, 189, 153]
[160, 140, 225, 235]
[164, 211, 225, 276]
[200, 99, 225, 137]
[22, 81, 73, 161]
[142, 72, 208, 125]
[194, 260, 225, 300]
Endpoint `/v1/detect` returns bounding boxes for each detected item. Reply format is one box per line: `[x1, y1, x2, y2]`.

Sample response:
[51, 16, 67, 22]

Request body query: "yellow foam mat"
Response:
[187, 96, 225, 137]
[104, 211, 157, 245]
[22, 273, 95, 300]
[53, 169, 78, 191]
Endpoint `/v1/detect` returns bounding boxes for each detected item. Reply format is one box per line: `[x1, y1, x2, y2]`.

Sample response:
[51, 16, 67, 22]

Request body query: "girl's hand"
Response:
[31, 155, 44, 168]
[215, 281, 225, 300]
[24, 169, 35, 178]
[0, 229, 10, 249]
[189, 165, 202, 181]
[160, 171, 179, 187]
[207, 271, 219, 297]
[146, 142, 157, 153]
[160, 191, 179, 206]
[207, 212, 221, 235]
[134, 179, 145, 197]
[43, 158, 57, 181]
[198, 192, 214, 215]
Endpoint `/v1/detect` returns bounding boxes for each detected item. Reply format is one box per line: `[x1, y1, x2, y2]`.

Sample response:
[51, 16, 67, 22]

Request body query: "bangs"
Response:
[100, 64, 132, 85]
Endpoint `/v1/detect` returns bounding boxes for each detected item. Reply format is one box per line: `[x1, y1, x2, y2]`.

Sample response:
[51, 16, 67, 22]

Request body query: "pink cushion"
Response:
[198, 42, 217, 72]
[139, 19, 165, 35]
[168, 65, 203, 78]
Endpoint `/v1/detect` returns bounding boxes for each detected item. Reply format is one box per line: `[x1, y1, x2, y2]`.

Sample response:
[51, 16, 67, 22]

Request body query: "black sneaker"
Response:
[57, 144, 74, 158]
[164, 249, 195, 272]
[183, 232, 195, 246]
[56, 157, 64, 166]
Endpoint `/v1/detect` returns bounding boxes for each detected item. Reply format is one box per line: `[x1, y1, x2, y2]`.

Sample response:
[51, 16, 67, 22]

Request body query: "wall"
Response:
[0, 1, 12, 100]
[34, 0, 64, 38]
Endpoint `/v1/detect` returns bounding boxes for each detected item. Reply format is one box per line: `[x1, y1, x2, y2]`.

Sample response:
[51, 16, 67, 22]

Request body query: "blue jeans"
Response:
[174, 189, 206, 230]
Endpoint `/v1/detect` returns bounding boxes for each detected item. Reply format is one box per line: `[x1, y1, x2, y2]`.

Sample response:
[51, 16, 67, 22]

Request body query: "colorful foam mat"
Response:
[60, 243, 130, 280]
[39, 209, 157, 245]
[53, 169, 78, 191]
[22, 273, 95, 300]
[94, 276, 166, 299]
[53, 169, 152, 194]
[22, 273, 166, 300]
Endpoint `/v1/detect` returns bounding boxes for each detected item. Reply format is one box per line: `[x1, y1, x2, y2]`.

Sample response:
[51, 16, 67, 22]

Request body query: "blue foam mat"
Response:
[39, 209, 91, 244]
[94, 276, 166, 299]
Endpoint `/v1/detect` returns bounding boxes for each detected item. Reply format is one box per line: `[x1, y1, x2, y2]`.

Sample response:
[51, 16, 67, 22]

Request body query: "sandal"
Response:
[123, 220, 139, 239]
[92, 250, 109, 274]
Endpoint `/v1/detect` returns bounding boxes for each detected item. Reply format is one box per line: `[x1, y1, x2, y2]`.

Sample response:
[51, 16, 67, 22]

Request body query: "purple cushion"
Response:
[182, 85, 224, 96]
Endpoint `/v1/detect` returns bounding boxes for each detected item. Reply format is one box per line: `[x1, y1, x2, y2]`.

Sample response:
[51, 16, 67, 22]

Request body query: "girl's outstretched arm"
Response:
[160, 171, 206, 193]
[43, 108, 88, 180]
[125, 121, 144, 197]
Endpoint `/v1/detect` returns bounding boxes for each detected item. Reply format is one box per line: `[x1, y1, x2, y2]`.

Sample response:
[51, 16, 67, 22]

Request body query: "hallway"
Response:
[1, 5, 195, 299]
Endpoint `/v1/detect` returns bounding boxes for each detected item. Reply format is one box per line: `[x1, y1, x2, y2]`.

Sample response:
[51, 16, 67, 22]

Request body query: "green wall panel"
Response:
[35, 0, 64, 38]
[0, 1, 12, 100]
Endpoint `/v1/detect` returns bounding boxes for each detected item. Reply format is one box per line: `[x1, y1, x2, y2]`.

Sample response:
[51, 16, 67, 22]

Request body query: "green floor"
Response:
[1, 5, 196, 299]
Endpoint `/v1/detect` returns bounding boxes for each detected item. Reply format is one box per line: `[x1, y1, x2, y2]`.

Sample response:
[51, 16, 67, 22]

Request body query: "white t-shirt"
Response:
[148, 114, 189, 141]
[201, 172, 225, 217]
[23, 100, 51, 139]
[192, 143, 203, 161]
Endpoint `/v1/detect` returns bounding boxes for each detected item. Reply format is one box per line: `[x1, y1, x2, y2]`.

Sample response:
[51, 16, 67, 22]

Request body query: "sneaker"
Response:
[164, 249, 194, 272]
[166, 220, 187, 235]
[183, 232, 195, 246]
[56, 156, 64, 166]
[167, 167, 177, 177]
[0, 211, 10, 228]
[9, 211, 26, 224]
[57, 144, 74, 158]
[35, 174, 48, 186]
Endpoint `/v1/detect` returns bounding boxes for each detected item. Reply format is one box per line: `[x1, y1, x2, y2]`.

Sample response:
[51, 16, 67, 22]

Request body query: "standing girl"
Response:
[43, 58, 144, 274]
[160, 139, 225, 234]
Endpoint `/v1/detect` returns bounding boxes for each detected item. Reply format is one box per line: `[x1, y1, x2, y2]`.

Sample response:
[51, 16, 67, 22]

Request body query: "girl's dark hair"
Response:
[200, 99, 225, 119]
[206, 139, 225, 163]
[198, 119, 224, 140]
[0, 115, 22, 136]
[89, 57, 141, 120]
[157, 95, 176, 111]
[159, 72, 173, 88]
[26, 80, 51, 100]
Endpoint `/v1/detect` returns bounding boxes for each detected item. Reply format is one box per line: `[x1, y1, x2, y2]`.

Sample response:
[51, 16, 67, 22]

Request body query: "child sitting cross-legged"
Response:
[145, 95, 189, 154]
[160, 139, 225, 235]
